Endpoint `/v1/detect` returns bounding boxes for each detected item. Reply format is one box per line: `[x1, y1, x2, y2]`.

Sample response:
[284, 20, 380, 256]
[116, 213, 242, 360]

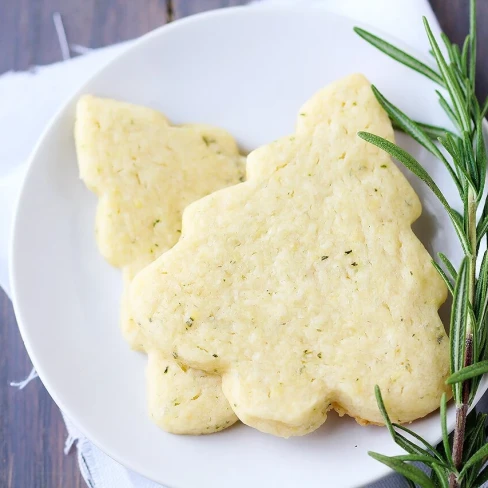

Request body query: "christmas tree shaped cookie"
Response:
[75, 96, 241, 433]
[131, 74, 450, 437]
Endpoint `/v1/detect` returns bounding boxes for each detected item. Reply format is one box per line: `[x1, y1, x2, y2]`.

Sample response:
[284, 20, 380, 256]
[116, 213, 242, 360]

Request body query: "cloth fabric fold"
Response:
[1, 1, 446, 486]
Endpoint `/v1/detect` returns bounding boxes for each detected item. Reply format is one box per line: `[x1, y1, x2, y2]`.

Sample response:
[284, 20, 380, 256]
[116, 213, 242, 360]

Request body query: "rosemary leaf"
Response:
[392, 454, 448, 466]
[431, 464, 450, 488]
[462, 457, 482, 488]
[353, 27, 444, 86]
[438, 252, 458, 280]
[440, 394, 453, 466]
[374, 386, 444, 460]
[481, 97, 488, 119]
[374, 385, 395, 437]
[393, 424, 448, 462]
[450, 258, 468, 403]
[451, 209, 465, 227]
[371, 85, 462, 195]
[390, 454, 440, 465]
[475, 255, 488, 367]
[438, 134, 467, 187]
[470, 84, 481, 121]
[424, 17, 471, 132]
[461, 36, 470, 77]
[444, 148, 477, 195]
[463, 131, 479, 188]
[436, 90, 462, 130]
[452, 69, 468, 100]
[469, 306, 479, 388]
[456, 136, 466, 168]
[463, 181, 470, 235]
[477, 216, 488, 246]
[393, 432, 440, 460]
[476, 121, 487, 197]
[458, 443, 488, 479]
[407, 121, 457, 140]
[438, 134, 463, 172]
[446, 360, 488, 384]
[440, 33, 456, 68]
[357, 132, 471, 253]
[451, 44, 463, 75]
[368, 452, 437, 488]
[469, 0, 477, 88]
[432, 260, 454, 295]
[463, 412, 487, 461]
[474, 251, 488, 320]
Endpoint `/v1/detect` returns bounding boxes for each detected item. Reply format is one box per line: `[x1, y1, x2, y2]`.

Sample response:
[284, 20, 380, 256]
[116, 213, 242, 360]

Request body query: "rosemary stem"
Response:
[450, 187, 477, 487]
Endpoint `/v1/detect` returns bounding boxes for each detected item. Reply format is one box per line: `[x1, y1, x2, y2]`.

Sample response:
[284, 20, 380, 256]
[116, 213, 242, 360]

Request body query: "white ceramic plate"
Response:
[11, 6, 487, 488]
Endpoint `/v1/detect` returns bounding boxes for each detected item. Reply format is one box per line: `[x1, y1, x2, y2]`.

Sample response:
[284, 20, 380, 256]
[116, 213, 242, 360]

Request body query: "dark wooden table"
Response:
[0, 1, 487, 487]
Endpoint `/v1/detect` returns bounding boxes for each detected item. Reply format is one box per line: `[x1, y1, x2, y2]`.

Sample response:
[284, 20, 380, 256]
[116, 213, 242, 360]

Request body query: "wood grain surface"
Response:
[0, 1, 487, 487]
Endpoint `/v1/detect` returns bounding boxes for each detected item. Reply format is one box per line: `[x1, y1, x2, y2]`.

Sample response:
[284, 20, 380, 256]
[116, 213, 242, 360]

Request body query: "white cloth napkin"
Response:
[0, 1, 446, 487]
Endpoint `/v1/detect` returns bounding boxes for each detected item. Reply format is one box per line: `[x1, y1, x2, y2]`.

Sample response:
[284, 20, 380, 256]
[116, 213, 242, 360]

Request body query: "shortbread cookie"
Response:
[130, 74, 449, 437]
[75, 95, 241, 433]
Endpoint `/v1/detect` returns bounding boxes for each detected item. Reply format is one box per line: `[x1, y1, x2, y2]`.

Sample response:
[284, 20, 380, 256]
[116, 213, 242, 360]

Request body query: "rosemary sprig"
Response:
[355, 1, 488, 486]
